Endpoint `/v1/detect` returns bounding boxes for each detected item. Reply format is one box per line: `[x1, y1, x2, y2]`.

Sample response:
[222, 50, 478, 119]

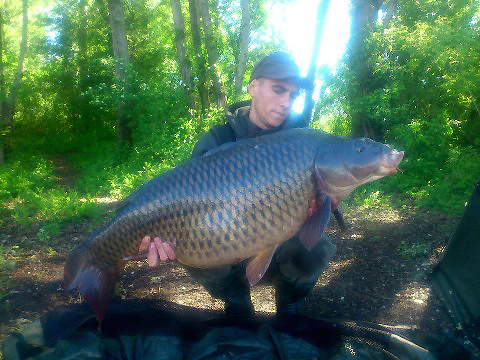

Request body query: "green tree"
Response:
[234, 0, 250, 98]
[198, 0, 226, 109]
[346, 0, 383, 139]
[0, 0, 28, 163]
[108, 0, 133, 147]
[171, 0, 195, 110]
[188, 0, 209, 112]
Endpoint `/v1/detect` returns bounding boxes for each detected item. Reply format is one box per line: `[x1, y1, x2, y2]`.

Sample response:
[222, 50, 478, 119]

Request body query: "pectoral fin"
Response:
[299, 195, 332, 251]
[246, 245, 278, 286]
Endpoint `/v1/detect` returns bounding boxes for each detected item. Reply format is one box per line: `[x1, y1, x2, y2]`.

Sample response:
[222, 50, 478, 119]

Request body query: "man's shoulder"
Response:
[210, 123, 236, 144]
[192, 124, 236, 158]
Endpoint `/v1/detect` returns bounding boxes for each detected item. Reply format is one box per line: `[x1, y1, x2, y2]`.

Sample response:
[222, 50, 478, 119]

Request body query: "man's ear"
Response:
[247, 79, 257, 96]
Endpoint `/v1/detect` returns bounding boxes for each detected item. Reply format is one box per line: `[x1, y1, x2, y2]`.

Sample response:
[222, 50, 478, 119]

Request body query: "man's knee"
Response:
[274, 234, 336, 281]
[185, 263, 249, 299]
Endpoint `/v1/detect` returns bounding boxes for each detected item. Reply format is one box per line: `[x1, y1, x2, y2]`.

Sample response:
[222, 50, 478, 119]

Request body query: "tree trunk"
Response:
[382, 0, 397, 28]
[0, 0, 28, 163]
[197, 0, 226, 109]
[0, 6, 5, 164]
[189, 0, 209, 112]
[234, 0, 250, 98]
[302, 0, 330, 125]
[171, 0, 195, 110]
[107, 0, 133, 147]
[347, 0, 383, 139]
[77, 0, 90, 133]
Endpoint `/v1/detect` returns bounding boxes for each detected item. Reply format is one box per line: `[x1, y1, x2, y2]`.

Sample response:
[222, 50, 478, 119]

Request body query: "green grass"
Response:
[398, 240, 431, 260]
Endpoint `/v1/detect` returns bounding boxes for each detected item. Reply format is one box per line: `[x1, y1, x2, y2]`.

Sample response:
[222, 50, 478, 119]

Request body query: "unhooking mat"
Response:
[2, 299, 474, 360]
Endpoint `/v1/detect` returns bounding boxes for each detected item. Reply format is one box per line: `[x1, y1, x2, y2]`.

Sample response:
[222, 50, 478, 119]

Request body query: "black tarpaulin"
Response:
[2, 299, 472, 360]
[431, 180, 480, 327]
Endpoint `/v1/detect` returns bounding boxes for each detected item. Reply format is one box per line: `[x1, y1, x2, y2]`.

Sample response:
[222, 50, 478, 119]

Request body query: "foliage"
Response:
[0, 153, 102, 226]
[0, 155, 54, 224]
[72, 105, 225, 200]
[37, 222, 61, 245]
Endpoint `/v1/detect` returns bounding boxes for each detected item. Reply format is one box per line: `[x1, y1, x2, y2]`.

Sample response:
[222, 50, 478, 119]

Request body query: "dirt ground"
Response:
[0, 201, 461, 349]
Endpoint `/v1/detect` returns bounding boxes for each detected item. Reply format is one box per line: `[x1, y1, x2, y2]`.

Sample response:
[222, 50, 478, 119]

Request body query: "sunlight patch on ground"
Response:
[3, 198, 23, 209]
[121, 262, 225, 311]
[428, 244, 447, 266]
[346, 205, 403, 224]
[153, 283, 277, 314]
[403, 286, 430, 305]
[252, 285, 276, 313]
[149, 285, 277, 314]
[123, 262, 278, 314]
[143, 277, 224, 311]
[164, 288, 224, 311]
[349, 233, 364, 240]
[316, 258, 355, 287]
[384, 284, 431, 323]
[79, 196, 118, 204]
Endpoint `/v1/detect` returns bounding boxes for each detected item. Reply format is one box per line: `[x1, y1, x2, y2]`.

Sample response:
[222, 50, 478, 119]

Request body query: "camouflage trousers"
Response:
[185, 233, 336, 313]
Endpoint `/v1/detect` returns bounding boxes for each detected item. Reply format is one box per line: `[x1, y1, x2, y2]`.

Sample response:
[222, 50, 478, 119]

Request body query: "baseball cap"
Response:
[249, 52, 312, 89]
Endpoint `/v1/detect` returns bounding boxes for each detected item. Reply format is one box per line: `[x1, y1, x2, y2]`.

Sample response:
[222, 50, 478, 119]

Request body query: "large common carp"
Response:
[64, 128, 403, 324]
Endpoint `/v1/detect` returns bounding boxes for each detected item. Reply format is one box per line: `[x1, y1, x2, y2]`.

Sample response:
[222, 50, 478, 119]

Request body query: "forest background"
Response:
[0, 0, 479, 300]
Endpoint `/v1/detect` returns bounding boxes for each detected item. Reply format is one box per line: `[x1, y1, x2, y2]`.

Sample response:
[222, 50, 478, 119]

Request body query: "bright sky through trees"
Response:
[268, 0, 350, 72]
[267, 0, 351, 112]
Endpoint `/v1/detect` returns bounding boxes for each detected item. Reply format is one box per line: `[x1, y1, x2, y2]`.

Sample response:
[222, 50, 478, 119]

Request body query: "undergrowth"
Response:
[0, 154, 102, 227]
[0, 106, 223, 229]
[345, 145, 480, 215]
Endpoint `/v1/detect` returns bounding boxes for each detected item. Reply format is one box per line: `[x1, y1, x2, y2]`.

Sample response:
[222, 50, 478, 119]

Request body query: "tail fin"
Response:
[64, 244, 117, 325]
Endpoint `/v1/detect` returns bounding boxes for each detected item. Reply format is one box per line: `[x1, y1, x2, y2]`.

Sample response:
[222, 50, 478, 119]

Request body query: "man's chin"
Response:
[267, 114, 287, 128]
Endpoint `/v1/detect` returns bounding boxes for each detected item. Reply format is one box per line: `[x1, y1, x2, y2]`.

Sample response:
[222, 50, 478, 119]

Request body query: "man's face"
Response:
[248, 78, 300, 129]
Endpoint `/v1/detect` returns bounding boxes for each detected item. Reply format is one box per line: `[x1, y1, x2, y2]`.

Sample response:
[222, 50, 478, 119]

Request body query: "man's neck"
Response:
[247, 108, 268, 130]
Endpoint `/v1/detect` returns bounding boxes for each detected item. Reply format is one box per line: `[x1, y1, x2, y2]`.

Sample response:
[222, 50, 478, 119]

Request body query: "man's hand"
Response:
[139, 236, 176, 266]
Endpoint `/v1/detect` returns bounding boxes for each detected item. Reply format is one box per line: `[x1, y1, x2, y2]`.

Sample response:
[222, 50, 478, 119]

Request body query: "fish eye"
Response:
[355, 145, 366, 153]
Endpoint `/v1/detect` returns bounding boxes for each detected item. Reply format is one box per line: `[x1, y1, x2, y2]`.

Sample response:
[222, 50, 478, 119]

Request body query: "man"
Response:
[140, 52, 336, 317]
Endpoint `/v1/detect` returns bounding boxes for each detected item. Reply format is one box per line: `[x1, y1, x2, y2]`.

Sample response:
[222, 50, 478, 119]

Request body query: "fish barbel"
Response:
[64, 128, 404, 323]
